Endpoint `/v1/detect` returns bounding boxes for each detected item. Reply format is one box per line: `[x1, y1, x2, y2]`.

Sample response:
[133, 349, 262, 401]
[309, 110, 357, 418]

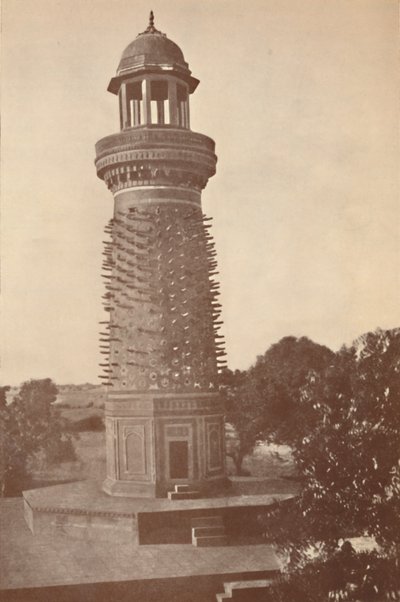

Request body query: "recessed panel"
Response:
[207, 422, 223, 471]
[118, 421, 152, 480]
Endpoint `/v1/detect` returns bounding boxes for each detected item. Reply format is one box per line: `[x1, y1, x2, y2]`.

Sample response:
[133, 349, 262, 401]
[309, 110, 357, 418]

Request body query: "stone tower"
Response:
[95, 13, 227, 498]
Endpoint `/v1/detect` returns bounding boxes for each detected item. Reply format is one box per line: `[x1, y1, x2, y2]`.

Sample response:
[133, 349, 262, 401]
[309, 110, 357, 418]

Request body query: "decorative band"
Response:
[114, 186, 201, 202]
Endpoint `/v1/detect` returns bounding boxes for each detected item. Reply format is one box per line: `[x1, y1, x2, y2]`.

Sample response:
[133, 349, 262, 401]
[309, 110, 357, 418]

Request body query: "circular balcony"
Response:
[95, 126, 217, 190]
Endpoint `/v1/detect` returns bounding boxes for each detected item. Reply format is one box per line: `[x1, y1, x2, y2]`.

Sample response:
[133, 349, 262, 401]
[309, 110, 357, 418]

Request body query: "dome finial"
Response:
[149, 10, 154, 28]
[139, 9, 164, 35]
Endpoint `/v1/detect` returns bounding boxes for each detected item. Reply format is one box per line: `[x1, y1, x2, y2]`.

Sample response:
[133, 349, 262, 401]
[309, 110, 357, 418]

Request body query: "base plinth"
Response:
[22, 479, 298, 544]
[102, 475, 231, 498]
[102, 477, 156, 498]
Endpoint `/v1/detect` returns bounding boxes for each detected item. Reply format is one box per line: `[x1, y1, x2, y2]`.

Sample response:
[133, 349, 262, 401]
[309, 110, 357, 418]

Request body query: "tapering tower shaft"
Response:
[95, 15, 227, 497]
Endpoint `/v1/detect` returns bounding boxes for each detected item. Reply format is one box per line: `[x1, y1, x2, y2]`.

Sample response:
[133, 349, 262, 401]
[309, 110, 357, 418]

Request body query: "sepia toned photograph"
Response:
[1, 1, 399, 600]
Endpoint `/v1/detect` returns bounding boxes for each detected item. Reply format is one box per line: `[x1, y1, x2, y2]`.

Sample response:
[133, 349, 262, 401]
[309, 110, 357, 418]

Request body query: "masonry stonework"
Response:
[95, 13, 227, 497]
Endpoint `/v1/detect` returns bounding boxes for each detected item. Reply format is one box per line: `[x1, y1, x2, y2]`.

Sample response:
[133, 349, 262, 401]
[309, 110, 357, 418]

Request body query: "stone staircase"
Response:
[191, 514, 227, 547]
[166, 485, 228, 546]
[216, 578, 274, 601]
[167, 484, 201, 501]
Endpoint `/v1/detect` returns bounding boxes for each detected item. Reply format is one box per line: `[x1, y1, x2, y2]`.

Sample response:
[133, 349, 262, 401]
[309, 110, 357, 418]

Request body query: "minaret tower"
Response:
[95, 13, 227, 497]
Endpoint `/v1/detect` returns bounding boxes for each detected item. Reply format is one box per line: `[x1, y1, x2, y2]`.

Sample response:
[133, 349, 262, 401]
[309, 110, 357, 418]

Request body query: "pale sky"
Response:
[1, 0, 399, 385]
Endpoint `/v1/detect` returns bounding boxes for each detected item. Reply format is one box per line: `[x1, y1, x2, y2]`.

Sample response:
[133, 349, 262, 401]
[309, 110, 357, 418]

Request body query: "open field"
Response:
[59, 406, 104, 422]
[55, 385, 106, 408]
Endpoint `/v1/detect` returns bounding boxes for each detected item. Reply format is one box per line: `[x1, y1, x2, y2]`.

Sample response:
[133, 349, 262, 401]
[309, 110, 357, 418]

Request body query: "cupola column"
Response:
[168, 80, 179, 126]
[185, 97, 190, 129]
[142, 79, 152, 125]
[120, 83, 130, 129]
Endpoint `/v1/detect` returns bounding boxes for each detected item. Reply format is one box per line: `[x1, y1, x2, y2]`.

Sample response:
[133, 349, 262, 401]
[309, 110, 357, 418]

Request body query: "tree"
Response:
[261, 328, 400, 600]
[249, 336, 334, 447]
[0, 379, 76, 496]
[0, 386, 12, 497]
[220, 368, 258, 475]
[221, 337, 334, 474]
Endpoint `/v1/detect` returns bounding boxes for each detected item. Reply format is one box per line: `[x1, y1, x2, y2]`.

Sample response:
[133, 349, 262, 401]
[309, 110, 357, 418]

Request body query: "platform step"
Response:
[191, 515, 223, 528]
[191, 513, 227, 546]
[192, 526, 226, 538]
[216, 590, 269, 601]
[193, 534, 228, 547]
[167, 490, 200, 501]
[174, 484, 191, 493]
[225, 579, 274, 595]
[217, 579, 274, 601]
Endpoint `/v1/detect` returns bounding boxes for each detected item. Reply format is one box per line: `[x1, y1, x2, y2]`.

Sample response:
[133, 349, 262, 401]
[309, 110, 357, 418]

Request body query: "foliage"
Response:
[66, 414, 105, 432]
[220, 337, 334, 473]
[0, 386, 9, 409]
[264, 548, 400, 601]
[44, 437, 77, 464]
[249, 336, 334, 447]
[261, 328, 400, 599]
[219, 368, 251, 474]
[0, 379, 76, 495]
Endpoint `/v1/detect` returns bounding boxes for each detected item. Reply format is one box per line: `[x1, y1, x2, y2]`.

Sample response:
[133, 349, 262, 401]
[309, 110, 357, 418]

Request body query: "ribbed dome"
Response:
[118, 32, 188, 75]
[107, 13, 199, 95]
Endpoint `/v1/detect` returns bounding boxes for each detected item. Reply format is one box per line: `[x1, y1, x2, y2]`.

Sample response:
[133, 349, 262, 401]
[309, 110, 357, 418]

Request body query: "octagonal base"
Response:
[104, 392, 226, 498]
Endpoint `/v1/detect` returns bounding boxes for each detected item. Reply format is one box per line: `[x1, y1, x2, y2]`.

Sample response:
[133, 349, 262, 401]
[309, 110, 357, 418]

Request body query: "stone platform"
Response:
[1, 497, 283, 595]
[22, 479, 297, 544]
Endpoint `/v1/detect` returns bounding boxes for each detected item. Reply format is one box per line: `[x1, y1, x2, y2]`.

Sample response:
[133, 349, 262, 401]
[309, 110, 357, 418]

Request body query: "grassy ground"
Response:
[237, 443, 296, 479]
[59, 406, 104, 422]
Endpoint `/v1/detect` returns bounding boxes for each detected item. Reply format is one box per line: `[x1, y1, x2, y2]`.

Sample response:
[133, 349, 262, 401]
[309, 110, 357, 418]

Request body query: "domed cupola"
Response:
[108, 12, 199, 129]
